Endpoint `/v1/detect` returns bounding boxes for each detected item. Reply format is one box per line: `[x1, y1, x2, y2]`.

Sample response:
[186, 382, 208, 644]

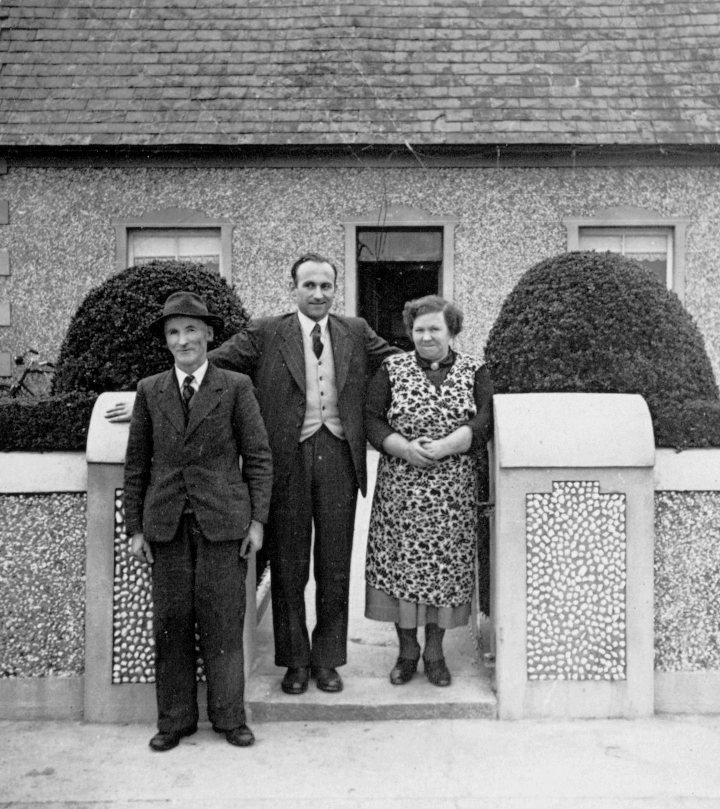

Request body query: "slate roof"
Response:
[1, 0, 719, 148]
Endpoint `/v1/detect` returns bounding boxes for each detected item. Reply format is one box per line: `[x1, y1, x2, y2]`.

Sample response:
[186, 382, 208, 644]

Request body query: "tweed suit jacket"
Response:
[208, 313, 397, 497]
[123, 363, 273, 544]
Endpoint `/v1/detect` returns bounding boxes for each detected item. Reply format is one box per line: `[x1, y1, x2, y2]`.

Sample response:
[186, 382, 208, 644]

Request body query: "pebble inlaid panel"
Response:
[112, 490, 205, 684]
[526, 481, 627, 681]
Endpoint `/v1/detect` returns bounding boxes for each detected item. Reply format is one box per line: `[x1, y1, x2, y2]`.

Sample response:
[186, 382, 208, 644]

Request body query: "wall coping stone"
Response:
[0, 451, 86, 492]
[654, 448, 720, 491]
[0, 438, 719, 497]
[494, 393, 655, 469]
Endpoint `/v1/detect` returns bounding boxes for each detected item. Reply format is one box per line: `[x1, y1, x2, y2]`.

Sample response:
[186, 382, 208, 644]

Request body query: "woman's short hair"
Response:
[402, 295, 464, 337]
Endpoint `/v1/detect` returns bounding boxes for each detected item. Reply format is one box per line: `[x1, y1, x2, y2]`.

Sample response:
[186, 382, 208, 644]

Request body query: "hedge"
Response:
[484, 251, 720, 449]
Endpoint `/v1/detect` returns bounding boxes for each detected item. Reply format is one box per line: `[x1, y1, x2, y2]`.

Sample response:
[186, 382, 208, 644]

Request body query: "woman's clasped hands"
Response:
[403, 435, 445, 466]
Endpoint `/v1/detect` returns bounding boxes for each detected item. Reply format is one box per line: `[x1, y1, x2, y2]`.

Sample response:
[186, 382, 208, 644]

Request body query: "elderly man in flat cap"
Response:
[123, 290, 273, 752]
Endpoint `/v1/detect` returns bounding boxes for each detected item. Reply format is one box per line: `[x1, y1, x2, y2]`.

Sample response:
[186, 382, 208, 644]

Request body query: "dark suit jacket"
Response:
[124, 363, 273, 544]
[208, 313, 397, 497]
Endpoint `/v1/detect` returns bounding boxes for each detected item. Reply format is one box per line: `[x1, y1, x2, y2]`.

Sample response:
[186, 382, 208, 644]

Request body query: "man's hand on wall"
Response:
[105, 401, 133, 423]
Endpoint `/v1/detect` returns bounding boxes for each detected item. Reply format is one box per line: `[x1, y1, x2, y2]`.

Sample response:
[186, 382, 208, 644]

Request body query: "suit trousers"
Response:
[268, 425, 358, 669]
[150, 514, 247, 733]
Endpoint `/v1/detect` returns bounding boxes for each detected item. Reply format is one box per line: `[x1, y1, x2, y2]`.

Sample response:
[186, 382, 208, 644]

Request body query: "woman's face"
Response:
[411, 311, 452, 362]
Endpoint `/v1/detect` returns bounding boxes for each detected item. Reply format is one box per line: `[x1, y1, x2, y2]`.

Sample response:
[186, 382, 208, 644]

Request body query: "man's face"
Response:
[164, 316, 213, 374]
[291, 260, 336, 322]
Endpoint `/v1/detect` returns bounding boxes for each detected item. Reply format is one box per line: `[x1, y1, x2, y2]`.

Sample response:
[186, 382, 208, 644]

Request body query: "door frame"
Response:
[341, 204, 459, 316]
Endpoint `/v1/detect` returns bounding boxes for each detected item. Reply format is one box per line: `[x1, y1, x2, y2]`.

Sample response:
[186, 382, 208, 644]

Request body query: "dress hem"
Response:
[364, 583, 471, 629]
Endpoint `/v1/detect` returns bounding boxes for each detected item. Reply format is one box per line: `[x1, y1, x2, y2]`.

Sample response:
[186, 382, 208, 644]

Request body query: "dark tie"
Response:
[311, 323, 323, 360]
[182, 375, 195, 414]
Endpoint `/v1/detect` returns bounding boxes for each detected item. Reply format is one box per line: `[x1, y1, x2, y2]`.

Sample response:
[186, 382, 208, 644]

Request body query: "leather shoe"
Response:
[214, 724, 255, 747]
[148, 726, 196, 752]
[281, 666, 309, 695]
[311, 666, 343, 693]
[390, 655, 419, 685]
[424, 656, 452, 687]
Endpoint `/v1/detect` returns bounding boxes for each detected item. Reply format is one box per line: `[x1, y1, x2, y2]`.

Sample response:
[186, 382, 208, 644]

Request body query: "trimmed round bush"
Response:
[484, 251, 720, 449]
[53, 261, 249, 394]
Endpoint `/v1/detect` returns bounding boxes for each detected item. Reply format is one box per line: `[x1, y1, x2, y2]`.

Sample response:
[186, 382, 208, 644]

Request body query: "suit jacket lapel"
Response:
[157, 369, 186, 436]
[278, 315, 306, 392]
[329, 315, 351, 395]
[185, 364, 223, 437]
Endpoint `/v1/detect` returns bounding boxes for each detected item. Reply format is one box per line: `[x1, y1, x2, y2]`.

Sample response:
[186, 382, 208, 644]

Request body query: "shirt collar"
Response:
[174, 359, 208, 388]
[297, 310, 329, 336]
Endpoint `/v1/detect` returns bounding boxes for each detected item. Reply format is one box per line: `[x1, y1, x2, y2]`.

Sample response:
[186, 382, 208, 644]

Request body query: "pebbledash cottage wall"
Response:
[3, 162, 720, 379]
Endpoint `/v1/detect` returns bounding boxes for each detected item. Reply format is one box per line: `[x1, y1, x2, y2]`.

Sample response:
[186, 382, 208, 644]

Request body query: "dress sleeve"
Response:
[364, 362, 395, 451]
[467, 365, 494, 451]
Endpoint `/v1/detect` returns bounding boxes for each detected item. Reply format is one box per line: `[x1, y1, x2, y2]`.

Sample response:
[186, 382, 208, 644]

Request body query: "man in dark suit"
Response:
[124, 291, 273, 752]
[209, 253, 397, 695]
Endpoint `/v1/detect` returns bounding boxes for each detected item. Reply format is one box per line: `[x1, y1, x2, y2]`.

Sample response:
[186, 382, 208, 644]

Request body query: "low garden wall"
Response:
[0, 453, 85, 719]
[1, 446, 720, 719]
[654, 450, 720, 713]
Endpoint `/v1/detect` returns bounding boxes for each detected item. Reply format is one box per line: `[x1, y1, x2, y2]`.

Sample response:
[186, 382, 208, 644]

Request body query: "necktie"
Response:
[182, 375, 195, 413]
[311, 323, 323, 360]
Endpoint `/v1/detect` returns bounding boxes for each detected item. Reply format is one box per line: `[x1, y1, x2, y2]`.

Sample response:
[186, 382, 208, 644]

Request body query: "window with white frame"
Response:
[577, 228, 673, 289]
[128, 228, 221, 274]
[564, 206, 690, 301]
[114, 208, 233, 281]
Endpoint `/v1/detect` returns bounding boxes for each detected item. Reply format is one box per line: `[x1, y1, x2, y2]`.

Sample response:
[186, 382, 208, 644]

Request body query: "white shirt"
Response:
[297, 310, 329, 343]
[174, 359, 208, 395]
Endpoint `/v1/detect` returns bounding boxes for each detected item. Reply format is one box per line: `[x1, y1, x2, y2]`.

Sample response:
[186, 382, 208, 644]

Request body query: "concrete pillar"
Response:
[491, 393, 655, 719]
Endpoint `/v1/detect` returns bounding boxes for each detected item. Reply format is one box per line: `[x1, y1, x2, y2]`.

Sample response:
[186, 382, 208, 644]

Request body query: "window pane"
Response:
[357, 228, 442, 262]
[131, 235, 177, 260]
[579, 234, 623, 252]
[129, 228, 221, 273]
[636, 258, 667, 286]
[176, 234, 220, 258]
[579, 227, 672, 289]
[624, 234, 668, 254]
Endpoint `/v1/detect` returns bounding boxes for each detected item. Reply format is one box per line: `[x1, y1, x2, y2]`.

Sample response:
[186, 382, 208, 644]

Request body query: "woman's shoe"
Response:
[390, 656, 419, 685]
[423, 656, 452, 687]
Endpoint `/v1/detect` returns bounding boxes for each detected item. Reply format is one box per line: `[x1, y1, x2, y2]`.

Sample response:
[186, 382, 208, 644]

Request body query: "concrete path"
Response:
[3, 714, 720, 807]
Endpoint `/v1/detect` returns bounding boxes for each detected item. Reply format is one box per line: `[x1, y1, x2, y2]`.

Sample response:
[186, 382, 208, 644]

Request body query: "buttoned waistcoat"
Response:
[208, 313, 397, 497]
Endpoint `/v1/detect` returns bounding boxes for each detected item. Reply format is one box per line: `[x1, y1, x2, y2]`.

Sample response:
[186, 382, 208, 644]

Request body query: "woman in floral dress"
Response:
[364, 295, 493, 687]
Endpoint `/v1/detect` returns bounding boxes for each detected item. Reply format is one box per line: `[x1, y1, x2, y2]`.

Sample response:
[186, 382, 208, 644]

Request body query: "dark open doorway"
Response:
[357, 226, 442, 350]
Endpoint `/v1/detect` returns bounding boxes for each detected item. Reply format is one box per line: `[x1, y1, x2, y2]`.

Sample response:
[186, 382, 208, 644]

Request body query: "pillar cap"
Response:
[86, 392, 136, 464]
[493, 392, 655, 468]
